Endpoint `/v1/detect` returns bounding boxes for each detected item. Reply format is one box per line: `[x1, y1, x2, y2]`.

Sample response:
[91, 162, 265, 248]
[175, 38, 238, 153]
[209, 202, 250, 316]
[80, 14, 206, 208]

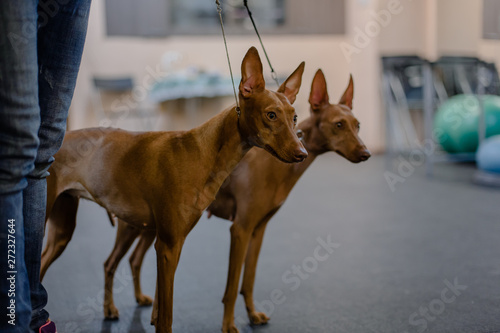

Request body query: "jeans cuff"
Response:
[30, 308, 49, 332]
[28, 161, 53, 180]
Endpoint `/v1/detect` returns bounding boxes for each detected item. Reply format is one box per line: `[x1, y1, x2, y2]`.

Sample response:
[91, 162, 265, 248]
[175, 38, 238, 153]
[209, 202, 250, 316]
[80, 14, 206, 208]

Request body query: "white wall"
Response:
[436, 0, 482, 56]
[344, 0, 384, 151]
[378, 0, 427, 56]
[480, 40, 500, 66]
[70, 0, 500, 153]
[478, 0, 500, 67]
[69, 0, 385, 151]
[434, 0, 500, 75]
[378, 0, 500, 65]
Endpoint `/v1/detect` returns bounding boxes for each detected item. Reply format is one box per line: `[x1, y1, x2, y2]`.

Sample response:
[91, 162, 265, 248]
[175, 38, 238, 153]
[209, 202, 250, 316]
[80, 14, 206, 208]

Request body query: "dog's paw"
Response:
[152, 326, 171, 333]
[136, 294, 153, 306]
[221, 324, 240, 333]
[104, 304, 120, 320]
[249, 311, 270, 325]
[150, 310, 158, 326]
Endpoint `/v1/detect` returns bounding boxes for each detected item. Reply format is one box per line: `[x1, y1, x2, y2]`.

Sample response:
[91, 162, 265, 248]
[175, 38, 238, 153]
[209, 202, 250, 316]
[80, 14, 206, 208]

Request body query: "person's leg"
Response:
[0, 1, 41, 332]
[25, 0, 92, 330]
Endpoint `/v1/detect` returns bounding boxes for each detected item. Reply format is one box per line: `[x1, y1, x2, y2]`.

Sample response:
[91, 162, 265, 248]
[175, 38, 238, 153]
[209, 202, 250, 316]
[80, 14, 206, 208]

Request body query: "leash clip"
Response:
[271, 71, 279, 87]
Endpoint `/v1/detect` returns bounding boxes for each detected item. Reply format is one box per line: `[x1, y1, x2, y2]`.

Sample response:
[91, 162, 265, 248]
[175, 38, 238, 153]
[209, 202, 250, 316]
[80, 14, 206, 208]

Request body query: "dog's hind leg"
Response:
[40, 193, 79, 280]
[103, 219, 141, 319]
[151, 280, 158, 326]
[129, 229, 155, 306]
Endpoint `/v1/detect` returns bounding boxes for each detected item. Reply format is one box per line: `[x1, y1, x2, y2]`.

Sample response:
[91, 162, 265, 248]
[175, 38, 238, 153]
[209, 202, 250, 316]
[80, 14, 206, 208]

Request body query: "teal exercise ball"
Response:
[477, 135, 500, 173]
[434, 94, 500, 153]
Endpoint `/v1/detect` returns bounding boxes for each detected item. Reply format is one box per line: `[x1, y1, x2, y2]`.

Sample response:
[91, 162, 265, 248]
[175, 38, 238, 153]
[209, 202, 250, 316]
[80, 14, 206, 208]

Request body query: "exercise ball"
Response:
[434, 94, 500, 153]
[477, 135, 500, 173]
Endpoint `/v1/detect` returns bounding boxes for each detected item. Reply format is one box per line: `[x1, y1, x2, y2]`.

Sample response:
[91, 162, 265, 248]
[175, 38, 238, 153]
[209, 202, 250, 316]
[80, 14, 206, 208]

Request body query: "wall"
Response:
[416, 0, 499, 67]
[478, 0, 500, 67]
[436, 0, 482, 57]
[67, 0, 500, 153]
[378, 0, 500, 66]
[435, 0, 500, 80]
[344, 0, 384, 151]
[69, 0, 385, 152]
[378, 0, 427, 56]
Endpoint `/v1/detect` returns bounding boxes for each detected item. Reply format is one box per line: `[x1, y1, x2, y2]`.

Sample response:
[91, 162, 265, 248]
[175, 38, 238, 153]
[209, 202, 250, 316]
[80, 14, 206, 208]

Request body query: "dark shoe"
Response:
[39, 320, 57, 333]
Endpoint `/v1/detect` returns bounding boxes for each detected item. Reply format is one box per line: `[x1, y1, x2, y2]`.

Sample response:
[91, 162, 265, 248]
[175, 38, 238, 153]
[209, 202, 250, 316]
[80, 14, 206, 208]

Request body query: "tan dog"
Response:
[40, 47, 307, 333]
[60, 70, 370, 333]
[212, 71, 370, 333]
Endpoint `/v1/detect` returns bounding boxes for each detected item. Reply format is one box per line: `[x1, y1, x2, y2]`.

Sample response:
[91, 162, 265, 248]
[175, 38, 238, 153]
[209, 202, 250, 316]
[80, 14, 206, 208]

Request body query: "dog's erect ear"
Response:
[339, 74, 354, 109]
[239, 47, 265, 98]
[278, 61, 305, 105]
[309, 69, 329, 111]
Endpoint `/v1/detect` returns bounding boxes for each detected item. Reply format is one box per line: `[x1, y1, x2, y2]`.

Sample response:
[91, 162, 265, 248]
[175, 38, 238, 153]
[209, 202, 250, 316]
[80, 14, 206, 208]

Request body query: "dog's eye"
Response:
[267, 112, 277, 121]
[336, 122, 343, 128]
[357, 123, 361, 129]
[293, 115, 298, 125]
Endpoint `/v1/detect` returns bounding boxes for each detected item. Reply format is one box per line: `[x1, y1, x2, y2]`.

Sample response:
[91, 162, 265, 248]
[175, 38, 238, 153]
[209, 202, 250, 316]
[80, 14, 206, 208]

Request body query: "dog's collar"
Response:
[296, 128, 323, 155]
[296, 129, 304, 142]
[296, 128, 311, 152]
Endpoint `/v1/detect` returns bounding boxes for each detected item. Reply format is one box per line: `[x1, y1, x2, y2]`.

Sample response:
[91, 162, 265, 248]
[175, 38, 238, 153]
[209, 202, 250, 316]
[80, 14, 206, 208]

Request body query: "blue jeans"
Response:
[0, 1, 91, 332]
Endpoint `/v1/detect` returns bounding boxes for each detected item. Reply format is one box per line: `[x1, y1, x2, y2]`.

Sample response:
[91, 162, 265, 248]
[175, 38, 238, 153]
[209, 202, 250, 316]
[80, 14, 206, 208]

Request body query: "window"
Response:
[105, 0, 345, 37]
[483, 0, 500, 40]
[171, 0, 284, 34]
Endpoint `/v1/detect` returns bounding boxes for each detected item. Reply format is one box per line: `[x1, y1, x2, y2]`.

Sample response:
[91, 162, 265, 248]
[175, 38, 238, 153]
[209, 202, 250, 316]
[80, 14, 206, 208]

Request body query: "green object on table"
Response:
[434, 94, 500, 153]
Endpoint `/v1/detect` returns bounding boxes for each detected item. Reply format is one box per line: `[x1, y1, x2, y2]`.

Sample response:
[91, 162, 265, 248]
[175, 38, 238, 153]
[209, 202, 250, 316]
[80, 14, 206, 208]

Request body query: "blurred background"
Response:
[44, 1, 500, 332]
[68, 0, 500, 157]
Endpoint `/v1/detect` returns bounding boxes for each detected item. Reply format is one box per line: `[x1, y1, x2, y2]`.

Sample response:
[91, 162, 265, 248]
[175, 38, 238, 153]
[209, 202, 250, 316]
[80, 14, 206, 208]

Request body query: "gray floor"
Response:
[43, 154, 500, 333]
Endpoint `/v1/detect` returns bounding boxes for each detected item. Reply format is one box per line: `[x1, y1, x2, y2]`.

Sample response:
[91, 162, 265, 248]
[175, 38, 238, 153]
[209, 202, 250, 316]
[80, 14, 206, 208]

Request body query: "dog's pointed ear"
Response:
[309, 69, 329, 111]
[278, 61, 305, 105]
[339, 74, 354, 110]
[239, 47, 265, 98]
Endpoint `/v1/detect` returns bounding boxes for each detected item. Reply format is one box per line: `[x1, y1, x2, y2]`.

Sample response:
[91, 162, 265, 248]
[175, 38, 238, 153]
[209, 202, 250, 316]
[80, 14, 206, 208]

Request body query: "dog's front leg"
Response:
[240, 219, 271, 325]
[222, 222, 252, 333]
[154, 237, 184, 333]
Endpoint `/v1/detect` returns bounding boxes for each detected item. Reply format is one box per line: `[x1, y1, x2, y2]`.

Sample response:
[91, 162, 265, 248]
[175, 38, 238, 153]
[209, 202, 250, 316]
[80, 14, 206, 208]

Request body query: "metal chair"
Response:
[381, 56, 430, 156]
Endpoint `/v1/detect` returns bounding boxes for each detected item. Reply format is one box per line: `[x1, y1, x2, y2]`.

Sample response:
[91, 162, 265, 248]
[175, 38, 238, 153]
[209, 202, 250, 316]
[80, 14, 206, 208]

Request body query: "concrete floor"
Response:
[43, 154, 500, 333]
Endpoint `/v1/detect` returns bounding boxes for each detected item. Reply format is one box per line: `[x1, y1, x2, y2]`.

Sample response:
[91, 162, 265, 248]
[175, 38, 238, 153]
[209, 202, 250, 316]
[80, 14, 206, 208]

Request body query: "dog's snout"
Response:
[359, 149, 371, 161]
[293, 145, 308, 162]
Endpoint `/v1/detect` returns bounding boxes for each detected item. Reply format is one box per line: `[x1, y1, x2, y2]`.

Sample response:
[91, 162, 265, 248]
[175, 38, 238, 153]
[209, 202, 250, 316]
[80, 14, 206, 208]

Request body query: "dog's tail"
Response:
[107, 211, 116, 227]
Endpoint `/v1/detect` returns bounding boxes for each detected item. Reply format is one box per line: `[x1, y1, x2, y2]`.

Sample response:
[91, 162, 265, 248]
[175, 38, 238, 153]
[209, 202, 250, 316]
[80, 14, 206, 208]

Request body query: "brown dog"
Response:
[40, 47, 307, 333]
[69, 70, 370, 333]
[213, 71, 370, 333]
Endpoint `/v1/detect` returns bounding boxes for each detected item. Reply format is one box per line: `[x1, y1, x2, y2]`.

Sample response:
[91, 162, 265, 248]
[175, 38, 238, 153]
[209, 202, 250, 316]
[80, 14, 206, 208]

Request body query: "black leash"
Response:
[215, 0, 241, 118]
[214, 0, 280, 117]
[243, 0, 279, 86]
